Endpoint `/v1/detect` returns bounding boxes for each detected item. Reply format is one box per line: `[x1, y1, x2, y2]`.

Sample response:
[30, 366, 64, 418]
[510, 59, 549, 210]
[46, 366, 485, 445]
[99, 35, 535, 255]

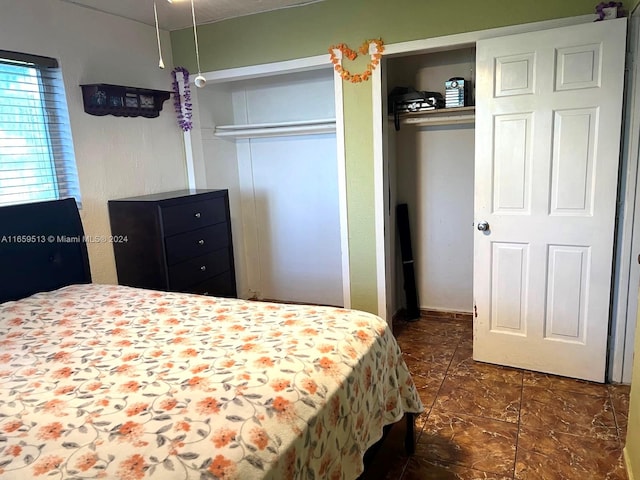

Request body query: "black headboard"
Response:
[0, 198, 91, 303]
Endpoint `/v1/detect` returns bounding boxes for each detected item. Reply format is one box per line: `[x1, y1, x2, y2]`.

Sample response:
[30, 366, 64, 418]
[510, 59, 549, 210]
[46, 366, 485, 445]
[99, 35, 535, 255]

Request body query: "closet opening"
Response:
[192, 67, 347, 308]
[384, 46, 476, 323]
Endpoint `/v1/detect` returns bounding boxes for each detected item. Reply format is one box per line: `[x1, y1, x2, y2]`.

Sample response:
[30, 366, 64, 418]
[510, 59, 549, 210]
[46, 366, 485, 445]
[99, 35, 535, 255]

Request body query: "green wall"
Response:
[171, 0, 601, 313]
[171, 0, 601, 71]
[627, 301, 640, 478]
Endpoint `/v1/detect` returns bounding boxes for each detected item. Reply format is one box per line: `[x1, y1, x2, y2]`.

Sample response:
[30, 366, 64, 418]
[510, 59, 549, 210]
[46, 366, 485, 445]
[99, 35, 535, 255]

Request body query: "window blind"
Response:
[0, 50, 81, 207]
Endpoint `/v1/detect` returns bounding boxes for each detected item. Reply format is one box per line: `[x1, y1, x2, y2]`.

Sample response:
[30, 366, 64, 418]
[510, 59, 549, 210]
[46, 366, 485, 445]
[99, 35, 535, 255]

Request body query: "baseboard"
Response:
[392, 307, 473, 323]
[420, 308, 473, 321]
[625, 446, 635, 480]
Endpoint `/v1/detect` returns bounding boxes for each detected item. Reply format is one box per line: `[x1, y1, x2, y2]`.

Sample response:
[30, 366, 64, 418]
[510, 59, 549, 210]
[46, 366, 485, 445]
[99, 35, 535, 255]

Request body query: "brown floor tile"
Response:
[420, 316, 472, 330]
[393, 319, 424, 339]
[410, 370, 446, 409]
[403, 456, 512, 480]
[514, 425, 627, 480]
[414, 411, 431, 432]
[418, 408, 517, 477]
[403, 344, 457, 370]
[522, 371, 609, 397]
[397, 328, 461, 348]
[360, 454, 407, 480]
[401, 343, 453, 410]
[419, 317, 469, 328]
[391, 315, 626, 480]
[458, 330, 473, 345]
[453, 344, 473, 361]
[454, 333, 473, 346]
[434, 375, 522, 423]
[420, 309, 461, 319]
[609, 384, 631, 443]
[520, 385, 617, 441]
[359, 419, 411, 480]
[449, 350, 523, 386]
[393, 320, 409, 337]
[608, 383, 631, 397]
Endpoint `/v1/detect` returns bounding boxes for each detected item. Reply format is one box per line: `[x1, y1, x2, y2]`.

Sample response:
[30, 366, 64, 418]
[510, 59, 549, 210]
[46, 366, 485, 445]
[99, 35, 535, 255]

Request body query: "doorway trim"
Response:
[611, 4, 640, 383]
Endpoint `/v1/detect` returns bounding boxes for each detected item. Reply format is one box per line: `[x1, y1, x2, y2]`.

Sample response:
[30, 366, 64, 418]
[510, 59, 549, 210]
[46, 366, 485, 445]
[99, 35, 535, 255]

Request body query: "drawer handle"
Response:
[198, 239, 205, 245]
[194, 212, 201, 218]
[200, 265, 207, 271]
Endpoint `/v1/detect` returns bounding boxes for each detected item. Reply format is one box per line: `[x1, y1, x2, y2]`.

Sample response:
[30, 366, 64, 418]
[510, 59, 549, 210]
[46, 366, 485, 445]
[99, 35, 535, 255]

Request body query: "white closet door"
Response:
[474, 19, 626, 381]
[249, 134, 343, 306]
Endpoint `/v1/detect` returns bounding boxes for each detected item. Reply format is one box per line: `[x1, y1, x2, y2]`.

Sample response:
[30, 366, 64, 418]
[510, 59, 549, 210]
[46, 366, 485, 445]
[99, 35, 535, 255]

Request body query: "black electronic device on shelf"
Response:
[388, 86, 444, 131]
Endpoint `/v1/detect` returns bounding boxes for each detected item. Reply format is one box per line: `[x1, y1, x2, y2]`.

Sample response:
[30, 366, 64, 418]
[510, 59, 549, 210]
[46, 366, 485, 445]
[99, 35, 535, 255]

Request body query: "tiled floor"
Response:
[361, 315, 631, 480]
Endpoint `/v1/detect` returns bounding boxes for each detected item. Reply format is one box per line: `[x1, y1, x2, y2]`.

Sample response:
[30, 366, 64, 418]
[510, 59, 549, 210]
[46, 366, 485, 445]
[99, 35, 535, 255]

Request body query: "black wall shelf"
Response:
[80, 84, 171, 118]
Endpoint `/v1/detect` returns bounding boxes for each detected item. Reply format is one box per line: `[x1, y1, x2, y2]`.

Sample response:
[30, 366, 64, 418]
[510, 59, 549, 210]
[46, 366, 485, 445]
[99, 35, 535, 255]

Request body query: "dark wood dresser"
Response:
[108, 189, 236, 297]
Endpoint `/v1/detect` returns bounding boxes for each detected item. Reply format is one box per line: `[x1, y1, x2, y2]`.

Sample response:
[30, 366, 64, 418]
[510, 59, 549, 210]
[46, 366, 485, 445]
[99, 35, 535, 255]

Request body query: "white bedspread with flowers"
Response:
[0, 284, 423, 479]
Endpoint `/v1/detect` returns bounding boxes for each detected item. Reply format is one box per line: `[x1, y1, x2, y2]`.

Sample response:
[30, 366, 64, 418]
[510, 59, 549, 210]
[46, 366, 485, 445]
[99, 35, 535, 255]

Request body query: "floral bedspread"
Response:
[0, 284, 423, 479]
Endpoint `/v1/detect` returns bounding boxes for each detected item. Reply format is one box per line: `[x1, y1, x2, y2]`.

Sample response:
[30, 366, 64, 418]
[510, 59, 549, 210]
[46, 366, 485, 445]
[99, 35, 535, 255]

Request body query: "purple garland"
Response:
[595, 2, 625, 20]
[171, 67, 193, 132]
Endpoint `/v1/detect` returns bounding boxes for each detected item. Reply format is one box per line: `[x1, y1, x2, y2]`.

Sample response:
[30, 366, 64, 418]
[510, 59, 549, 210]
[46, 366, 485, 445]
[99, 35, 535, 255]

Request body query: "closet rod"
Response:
[214, 119, 336, 139]
[393, 107, 475, 127]
[400, 115, 475, 127]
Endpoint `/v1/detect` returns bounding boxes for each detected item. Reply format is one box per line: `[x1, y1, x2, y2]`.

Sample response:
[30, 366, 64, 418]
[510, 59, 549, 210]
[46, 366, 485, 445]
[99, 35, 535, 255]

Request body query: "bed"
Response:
[0, 198, 423, 480]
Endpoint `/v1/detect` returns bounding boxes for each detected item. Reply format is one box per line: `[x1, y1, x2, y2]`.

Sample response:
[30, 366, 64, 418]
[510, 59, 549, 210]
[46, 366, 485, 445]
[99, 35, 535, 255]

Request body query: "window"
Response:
[0, 50, 81, 207]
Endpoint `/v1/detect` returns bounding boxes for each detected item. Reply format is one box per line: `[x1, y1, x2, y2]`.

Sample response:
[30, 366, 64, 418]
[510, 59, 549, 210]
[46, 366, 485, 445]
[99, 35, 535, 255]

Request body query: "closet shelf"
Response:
[392, 106, 475, 127]
[213, 118, 336, 139]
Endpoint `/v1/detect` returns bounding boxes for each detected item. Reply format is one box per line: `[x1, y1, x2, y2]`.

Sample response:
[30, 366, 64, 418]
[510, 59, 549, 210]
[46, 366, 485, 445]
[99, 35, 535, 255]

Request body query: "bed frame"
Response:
[0, 197, 416, 464]
[0, 198, 91, 303]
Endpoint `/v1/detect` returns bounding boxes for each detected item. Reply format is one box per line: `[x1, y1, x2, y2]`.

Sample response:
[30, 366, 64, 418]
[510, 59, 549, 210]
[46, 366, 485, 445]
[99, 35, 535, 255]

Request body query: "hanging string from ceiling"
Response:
[153, 1, 165, 69]
[190, 0, 206, 88]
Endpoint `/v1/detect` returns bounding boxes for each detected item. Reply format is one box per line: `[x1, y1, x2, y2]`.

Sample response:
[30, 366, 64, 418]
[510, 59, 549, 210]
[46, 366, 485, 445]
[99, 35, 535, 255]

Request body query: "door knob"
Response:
[477, 221, 490, 231]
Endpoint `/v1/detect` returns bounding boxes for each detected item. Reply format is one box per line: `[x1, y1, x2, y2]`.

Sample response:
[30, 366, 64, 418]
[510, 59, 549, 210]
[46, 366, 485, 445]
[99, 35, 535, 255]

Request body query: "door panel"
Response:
[555, 44, 601, 90]
[474, 18, 627, 382]
[545, 245, 589, 341]
[493, 114, 532, 213]
[550, 109, 596, 214]
[491, 243, 528, 334]
[495, 53, 536, 96]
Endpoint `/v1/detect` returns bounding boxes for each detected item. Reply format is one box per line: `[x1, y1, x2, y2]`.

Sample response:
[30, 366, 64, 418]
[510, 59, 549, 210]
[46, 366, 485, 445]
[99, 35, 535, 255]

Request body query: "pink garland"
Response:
[171, 67, 192, 131]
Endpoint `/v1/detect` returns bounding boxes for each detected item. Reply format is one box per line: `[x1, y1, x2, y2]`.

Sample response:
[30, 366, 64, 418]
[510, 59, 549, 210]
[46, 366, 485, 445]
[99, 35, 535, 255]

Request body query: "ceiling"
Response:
[60, 0, 324, 31]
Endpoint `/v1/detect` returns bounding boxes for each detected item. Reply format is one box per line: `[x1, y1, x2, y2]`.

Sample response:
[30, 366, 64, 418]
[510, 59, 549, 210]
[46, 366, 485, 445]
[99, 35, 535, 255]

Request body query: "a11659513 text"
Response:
[0, 235, 128, 244]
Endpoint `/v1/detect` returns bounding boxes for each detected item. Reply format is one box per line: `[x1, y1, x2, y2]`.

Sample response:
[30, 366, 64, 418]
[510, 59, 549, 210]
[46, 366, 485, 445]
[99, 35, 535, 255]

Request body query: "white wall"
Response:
[387, 49, 476, 105]
[390, 48, 475, 313]
[248, 134, 342, 305]
[1, 0, 188, 284]
[396, 126, 475, 312]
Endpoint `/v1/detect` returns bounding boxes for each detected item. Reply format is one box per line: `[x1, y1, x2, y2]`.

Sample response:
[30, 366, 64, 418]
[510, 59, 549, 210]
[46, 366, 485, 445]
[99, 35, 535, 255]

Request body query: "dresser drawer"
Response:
[168, 248, 230, 291]
[161, 196, 227, 237]
[189, 270, 236, 298]
[165, 223, 229, 265]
